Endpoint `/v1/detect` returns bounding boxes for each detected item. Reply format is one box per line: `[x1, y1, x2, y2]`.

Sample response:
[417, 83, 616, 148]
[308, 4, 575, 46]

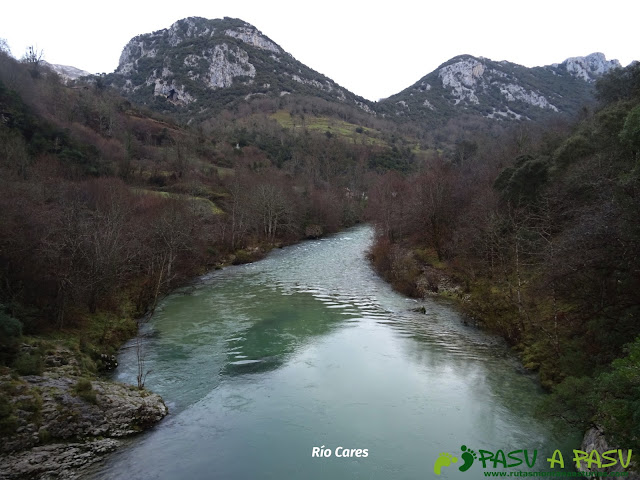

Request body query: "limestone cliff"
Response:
[107, 17, 373, 116]
[556, 52, 621, 82]
[379, 52, 625, 125]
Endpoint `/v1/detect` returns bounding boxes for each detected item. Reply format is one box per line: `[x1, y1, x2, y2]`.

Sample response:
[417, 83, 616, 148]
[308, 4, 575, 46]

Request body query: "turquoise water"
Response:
[93, 225, 579, 479]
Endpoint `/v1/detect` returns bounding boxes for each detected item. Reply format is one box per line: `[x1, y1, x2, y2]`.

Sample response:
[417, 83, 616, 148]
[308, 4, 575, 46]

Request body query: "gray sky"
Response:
[1, 0, 637, 101]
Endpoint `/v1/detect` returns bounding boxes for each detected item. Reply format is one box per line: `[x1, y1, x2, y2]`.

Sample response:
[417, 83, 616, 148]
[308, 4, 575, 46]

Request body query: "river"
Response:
[92, 225, 579, 479]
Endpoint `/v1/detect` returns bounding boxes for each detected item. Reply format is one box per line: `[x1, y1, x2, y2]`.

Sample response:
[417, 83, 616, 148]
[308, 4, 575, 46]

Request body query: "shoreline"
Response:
[0, 231, 334, 479]
[369, 254, 639, 479]
[0, 346, 167, 479]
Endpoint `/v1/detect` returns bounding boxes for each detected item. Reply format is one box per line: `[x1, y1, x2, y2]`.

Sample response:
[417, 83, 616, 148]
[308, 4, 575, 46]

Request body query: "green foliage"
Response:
[549, 337, 640, 452]
[552, 134, 595, 166]
[368, 146, 414, 173]
[593, 337, 640, 446]
[541, 376, 595, 428]
[463, 282, 521, 343]
[494, 154, 549, 204]
[12, 347, 44, 376]
[38, 428, 51, 443]
[619, 104, 640, 153]
[0, 306, 22, 365]
[73, 378, 97, 404]
[592, 101, 634, 149]
[596, 62, 640, 104]
[0, 393, 18, 436]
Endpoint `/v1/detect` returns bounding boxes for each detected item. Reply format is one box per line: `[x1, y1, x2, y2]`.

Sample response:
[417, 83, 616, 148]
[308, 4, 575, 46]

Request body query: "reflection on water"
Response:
[93, 225, 579, 480]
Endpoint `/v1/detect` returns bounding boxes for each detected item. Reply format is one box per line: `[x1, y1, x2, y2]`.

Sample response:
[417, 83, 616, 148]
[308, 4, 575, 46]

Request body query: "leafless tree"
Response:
[22, 45, 43, 77]
[135, 333, 150, 389]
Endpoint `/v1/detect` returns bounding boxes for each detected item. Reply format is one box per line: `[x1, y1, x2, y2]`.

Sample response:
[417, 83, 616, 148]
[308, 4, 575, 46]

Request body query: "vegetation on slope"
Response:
[0, 49, 389, 394]
[367, 62, 640, 449]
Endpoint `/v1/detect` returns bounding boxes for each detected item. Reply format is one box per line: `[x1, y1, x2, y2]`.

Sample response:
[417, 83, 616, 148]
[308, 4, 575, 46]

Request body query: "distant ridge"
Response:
[95, 16, 628, 125]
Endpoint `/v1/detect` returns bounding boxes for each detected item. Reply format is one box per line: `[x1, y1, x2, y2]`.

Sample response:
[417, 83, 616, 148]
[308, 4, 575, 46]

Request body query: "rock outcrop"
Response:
[107, 16, 373, 114]
[41, 61, 92, 82]
[379, 52, 626, 124]
[557, 53, 621, 82]
[0, 347, 167, 479]
[579, 427, 639, 479]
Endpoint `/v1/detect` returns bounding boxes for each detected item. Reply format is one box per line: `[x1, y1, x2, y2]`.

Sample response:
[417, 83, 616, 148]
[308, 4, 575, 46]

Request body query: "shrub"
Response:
[73, 378, 97, 404]
[12, 351, 43, 376]
[0, 307, 22, 365]
[0, 394, 18, 436]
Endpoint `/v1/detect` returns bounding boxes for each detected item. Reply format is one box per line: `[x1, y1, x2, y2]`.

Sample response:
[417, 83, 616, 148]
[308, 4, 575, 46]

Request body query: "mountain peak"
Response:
[108, 16, 372, 117]
[555, 52, 621, 82]
[42, 61, 91, 82]
[378, 52, 621, 125]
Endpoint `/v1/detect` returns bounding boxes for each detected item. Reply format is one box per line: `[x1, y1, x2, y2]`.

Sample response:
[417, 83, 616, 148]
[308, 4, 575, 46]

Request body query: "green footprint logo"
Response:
[458, 445, 477, 472]
[433, 452, 458, 475]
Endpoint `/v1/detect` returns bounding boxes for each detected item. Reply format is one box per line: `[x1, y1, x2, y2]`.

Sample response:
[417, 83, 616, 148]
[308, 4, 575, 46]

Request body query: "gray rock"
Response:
[0, 347, 167, 479]
[0, 439, 120, 479]
[579, 427, 639, 479]
[559, 53, 622, 83]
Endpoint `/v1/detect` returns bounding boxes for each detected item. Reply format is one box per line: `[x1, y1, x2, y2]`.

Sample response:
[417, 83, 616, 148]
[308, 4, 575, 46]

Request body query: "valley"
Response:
[0, 15, 638, 479]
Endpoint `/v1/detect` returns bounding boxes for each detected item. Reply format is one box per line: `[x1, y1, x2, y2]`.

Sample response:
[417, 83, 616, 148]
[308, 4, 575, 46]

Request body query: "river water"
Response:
[93, 225, 579, 479]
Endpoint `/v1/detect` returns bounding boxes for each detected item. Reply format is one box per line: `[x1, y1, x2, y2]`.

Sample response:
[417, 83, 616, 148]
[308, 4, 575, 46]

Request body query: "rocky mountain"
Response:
[556, 53, 622, 82]
[377, 52, 622, 125]
[102, 16, 626, 128]
[42, 61, 92, 82]
[105, 17, 375, 119]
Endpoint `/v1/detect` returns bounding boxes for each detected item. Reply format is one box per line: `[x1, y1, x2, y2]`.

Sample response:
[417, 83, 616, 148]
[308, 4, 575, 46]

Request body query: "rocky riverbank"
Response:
[0, 346, 167, 479]
[578, 427, 639, 479]
[387, 261, 640, 478]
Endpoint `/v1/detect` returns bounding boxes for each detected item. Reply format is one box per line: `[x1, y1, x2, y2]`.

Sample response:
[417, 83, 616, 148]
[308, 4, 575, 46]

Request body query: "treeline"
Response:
[367, 62, 640, 449]
[0, 50, 373, 372]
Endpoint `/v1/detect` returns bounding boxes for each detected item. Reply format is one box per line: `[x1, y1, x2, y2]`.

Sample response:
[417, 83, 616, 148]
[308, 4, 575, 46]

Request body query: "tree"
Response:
[410, 164, 462, 260]
[252, 182, 290, 242]
[141, 197, 195, 312]
[366, 171, 409, 242]
[0, 38, 11, 56]
[224, 175, 251, 250]
[21, 45, 43, 77]
[595, 62, 640, 104]
[619, 104, 640, 157]
[135, 333, 150, 389]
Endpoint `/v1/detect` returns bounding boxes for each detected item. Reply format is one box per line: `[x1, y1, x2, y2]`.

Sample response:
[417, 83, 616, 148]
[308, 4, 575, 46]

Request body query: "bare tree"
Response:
[250, 181, 292, 242]
[135, 332, 151, 389]
[0, 38, 11, 56]
[22, 45, 43, 77]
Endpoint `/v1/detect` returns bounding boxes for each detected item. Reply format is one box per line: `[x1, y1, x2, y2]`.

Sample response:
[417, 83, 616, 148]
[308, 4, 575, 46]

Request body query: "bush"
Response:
[232, 249, 264, 265]
[73, 378, 97, 404]
[0, 307, 22, 365]
[0, 394, 18, 436]
[12, 351, 43, 376]
[553, 134, 594, 167]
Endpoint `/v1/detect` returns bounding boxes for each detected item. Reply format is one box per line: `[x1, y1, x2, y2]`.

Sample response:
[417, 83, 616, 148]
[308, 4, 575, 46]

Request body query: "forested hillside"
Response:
[1, 21, 639, 472]
[0, 49, 413, 379]
[367, 61, 640, 449]
[103, 17, 375, 120]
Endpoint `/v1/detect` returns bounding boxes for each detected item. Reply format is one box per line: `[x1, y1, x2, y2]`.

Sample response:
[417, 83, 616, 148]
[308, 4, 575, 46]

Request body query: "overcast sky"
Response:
[1, 0, 637, 101]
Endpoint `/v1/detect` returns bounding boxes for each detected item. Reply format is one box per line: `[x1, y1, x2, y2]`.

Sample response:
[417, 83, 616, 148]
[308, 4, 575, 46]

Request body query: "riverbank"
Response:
[0, 346, 167, 479]
[88, 224, 583, 479]
[367, 242, 640, 478]
[0, 231, 326, 479]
